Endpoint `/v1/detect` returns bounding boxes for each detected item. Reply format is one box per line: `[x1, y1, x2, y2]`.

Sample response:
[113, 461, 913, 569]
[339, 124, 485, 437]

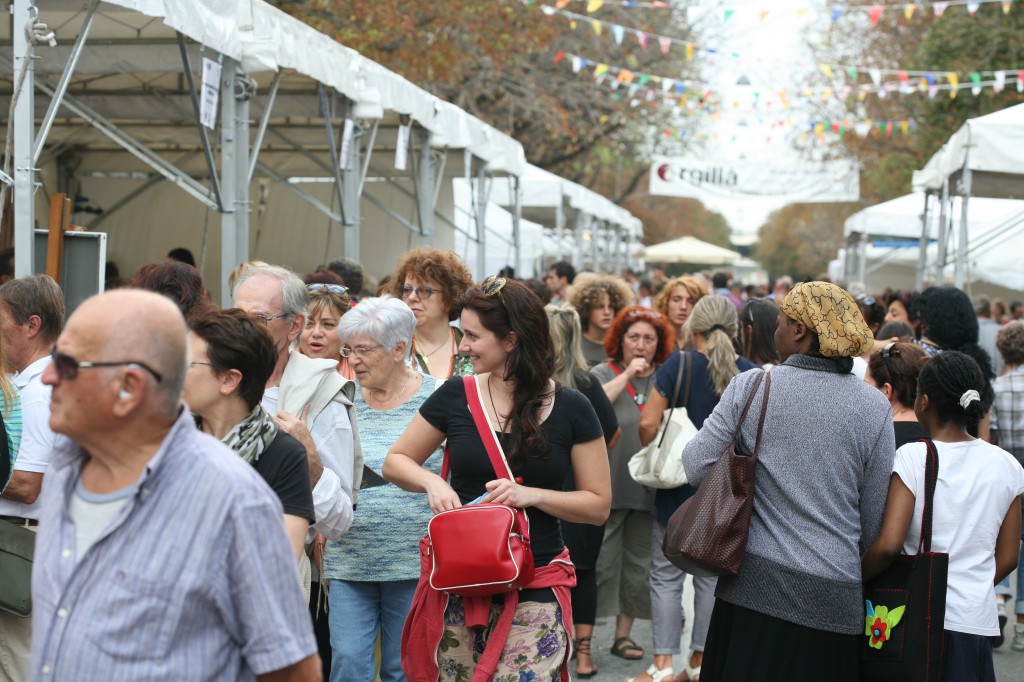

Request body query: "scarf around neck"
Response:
[222, 405, 279, 465]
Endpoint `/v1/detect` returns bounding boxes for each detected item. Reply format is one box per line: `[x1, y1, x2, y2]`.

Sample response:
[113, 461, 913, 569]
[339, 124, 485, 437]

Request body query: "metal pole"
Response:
[916, 192, 931, 289]
[954, 165, 972, 290]
[247, 69, 281, 183]
[934, 179, 950, 285]
[412, 127, 435, 242]
[13, 0, 36, 277]
[341, 100, 362, 260]
[474, 166, 492, 280]
[219, 59, 239, 307]
[511, 175, 521, 277]
[572, 212, 584, 270]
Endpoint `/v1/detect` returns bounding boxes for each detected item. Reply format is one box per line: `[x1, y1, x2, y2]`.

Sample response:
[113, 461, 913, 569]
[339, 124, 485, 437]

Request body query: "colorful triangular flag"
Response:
[933, 2, 948, 16]
[586, 0, 604, 13]
[869, 5, 884, 25]
[966, 2, 980, 15]
[904, 4, 916, 20]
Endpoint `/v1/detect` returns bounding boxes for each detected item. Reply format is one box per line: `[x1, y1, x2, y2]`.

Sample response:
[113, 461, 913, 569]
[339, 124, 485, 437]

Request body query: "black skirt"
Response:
[701, 600, 860, 682]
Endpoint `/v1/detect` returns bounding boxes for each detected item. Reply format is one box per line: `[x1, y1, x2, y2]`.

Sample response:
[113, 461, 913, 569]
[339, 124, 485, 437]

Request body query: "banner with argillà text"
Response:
[649, 156, 860, 203]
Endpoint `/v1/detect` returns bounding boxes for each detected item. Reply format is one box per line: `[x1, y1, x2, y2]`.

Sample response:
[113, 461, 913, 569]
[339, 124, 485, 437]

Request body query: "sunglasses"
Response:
[482, 276, 507, 305]
[307, 283, 349, 295]
[628, 309, 661, 319]
[50, 345, 163, 383]
[880, 342, 900, 380]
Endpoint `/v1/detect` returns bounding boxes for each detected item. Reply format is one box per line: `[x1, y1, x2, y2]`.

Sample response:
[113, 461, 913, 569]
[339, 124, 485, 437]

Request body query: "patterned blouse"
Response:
[408, 326, 474, 378]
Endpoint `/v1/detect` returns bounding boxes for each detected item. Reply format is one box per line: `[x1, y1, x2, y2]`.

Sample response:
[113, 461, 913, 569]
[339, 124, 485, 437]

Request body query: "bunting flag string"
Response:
[535, 2, 736, 63]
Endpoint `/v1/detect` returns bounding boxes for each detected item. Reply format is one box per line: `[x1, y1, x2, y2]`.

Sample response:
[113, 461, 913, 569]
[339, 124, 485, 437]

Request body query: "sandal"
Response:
[610, 636, 645, 660]
[573, 636, 599, 678]
[626, 663, 674, 682]
[675, 664, 700, 682]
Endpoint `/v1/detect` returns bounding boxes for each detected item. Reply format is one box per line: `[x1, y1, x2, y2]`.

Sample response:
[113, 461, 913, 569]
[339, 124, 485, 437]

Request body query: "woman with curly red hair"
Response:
[391, 248, 475, 380]
[590, 306, 674, 670]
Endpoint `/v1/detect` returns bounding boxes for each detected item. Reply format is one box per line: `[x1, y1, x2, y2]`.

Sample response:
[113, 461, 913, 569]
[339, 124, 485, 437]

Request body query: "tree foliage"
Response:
[274, 1, 723, 242]
[811, 4, 1024, 204]
[754, 203, 858, 280]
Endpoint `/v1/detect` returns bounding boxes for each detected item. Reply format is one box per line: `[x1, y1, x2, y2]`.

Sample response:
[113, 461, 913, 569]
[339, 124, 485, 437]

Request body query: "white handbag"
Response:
[628, 351, 697, 489]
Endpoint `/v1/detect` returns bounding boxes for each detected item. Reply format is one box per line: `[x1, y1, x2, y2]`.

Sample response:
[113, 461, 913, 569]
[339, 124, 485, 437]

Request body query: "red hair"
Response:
[604, 306, 675, 364]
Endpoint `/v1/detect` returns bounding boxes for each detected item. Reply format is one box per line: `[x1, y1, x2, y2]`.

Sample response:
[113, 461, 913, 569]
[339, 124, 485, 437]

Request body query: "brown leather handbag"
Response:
[662, 368, 771, 577]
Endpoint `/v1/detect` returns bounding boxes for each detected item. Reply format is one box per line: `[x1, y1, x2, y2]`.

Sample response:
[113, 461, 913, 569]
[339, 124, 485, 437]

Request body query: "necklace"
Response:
[414, 328, 453, 357]
[413, 329, 456, 377]
[486, 375, 509, 431]
[629, 372, 655, 407]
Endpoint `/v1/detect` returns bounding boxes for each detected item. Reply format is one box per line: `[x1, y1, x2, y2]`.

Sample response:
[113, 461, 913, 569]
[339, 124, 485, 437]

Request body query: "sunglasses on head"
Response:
[481, 276, 507, 305]
[50, 345, 164, 383]
[880, 342, 900, 381]
[307, 283, 348, 296]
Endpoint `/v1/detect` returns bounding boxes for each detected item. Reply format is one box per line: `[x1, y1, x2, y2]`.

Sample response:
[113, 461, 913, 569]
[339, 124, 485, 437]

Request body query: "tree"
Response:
[754, 202, 858, 280]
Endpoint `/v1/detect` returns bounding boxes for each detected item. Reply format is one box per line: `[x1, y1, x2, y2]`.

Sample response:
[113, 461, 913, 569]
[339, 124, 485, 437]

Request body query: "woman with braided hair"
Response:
[863, 351, 1024, 682]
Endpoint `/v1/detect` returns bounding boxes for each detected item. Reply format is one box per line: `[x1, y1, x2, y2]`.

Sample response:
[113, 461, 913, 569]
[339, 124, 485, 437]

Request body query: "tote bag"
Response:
[628, 352, 697, 489]
[861, 439, 947, 682]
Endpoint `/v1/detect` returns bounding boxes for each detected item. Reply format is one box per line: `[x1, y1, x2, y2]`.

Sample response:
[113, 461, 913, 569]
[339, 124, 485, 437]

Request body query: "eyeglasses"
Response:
[252, 312, 289, 325]
[189, 361, 213, 368]
[340, 344, 383, 358]
[308, 283, 349, 296]
[481, 276, 507, 306]
[399, 285, 435, 300]
[50, 345, 163, 383]
[880, 342, 900, 380]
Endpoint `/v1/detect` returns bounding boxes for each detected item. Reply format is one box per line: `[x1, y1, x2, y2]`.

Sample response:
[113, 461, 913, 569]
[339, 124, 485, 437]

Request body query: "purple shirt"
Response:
[29, 409, 316, 681]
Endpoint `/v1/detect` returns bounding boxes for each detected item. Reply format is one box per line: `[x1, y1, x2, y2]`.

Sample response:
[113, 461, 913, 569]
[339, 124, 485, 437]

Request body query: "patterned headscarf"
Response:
[780, 281, 874, 358]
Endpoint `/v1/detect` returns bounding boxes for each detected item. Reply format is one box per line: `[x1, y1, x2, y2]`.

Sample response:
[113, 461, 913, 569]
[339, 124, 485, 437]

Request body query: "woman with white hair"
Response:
[321, 296, 442, 682]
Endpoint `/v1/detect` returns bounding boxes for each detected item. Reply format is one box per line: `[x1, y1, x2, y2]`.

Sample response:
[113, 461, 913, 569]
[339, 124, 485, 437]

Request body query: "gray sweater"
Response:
[682, 354, 895, 635]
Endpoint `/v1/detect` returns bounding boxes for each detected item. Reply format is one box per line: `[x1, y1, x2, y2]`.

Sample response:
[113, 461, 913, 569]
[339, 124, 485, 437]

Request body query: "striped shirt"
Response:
[994, 365, 1024, 460]
[30, 409, 316, 681]
[1, 382, 22, 491]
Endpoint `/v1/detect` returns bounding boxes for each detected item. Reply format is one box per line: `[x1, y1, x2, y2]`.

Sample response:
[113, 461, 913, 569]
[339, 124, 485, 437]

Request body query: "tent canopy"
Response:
[644, 236, 741, 265]
[912, 102, 1024, 199]
[844, 192, 1024, 240]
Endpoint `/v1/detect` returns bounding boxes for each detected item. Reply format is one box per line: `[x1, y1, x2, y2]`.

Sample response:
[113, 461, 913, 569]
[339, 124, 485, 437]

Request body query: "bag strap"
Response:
[918, 438, 940, 554]
[729, 368, 771, 457]
[440, 376, 515, 482]
[656, 351, 689, 448]
[605, 361, 639, 406]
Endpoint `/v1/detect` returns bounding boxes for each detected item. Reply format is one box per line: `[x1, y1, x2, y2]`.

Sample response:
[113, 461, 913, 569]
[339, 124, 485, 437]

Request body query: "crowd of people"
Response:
[0, 247, 1022, 682]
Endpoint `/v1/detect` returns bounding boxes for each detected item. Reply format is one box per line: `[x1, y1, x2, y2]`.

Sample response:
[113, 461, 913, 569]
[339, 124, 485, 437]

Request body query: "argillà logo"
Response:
[656, 163, 738, 187]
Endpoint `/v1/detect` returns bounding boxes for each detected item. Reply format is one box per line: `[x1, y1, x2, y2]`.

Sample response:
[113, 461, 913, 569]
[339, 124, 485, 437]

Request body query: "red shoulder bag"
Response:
[426, 376, 535, 597]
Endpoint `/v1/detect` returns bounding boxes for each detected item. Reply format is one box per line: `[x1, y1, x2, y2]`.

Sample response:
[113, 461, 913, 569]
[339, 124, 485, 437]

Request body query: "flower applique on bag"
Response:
[865, 601, 905, 650]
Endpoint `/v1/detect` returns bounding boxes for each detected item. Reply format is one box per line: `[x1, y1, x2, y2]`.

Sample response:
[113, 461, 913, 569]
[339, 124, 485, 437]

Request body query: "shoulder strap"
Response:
[730, 368, 771, 457]
[918, 438, 940, 554]
[606, 361, 639, 405]
[656, 351, 688, 448]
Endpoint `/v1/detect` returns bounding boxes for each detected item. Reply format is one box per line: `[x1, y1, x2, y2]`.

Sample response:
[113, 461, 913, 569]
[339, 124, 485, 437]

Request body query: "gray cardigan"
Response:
[681, 354, 895, 635]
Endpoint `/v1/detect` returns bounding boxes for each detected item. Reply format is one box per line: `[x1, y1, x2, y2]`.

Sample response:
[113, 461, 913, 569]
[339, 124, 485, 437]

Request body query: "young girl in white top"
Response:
[863, 351, 1024, 682]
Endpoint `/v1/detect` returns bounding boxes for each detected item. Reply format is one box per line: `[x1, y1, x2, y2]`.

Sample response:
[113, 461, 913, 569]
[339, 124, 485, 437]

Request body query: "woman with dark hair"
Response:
[384, 277, 611, 681]
[863, 351, 1024, 681]
[546, 303, 619, 678]
[865, 341, 930, 448]
[681, 282, 894, 682]
[570, 274, 636, 366]
[654, 276, 707, 351]
[590, 306, 675, 669]
[185, 309, 315, 560]
[738, 298, 779, 367]
[131, 258, 214, 322]
[634, 295, 759, 682]
[856, 294, 886, 337]
[884, 290, 920, 338]
[391, 248, 475, 379]
[911, 286, 996, 437]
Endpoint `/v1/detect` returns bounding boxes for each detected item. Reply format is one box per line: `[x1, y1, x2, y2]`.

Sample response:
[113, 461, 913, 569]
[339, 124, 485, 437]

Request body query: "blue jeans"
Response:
[328, 579, 418, 682]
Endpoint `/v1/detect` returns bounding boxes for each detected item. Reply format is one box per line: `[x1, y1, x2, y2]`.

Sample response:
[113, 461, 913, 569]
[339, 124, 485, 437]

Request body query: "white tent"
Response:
[839, 192, 1024, 295]
[490, 164, 643, 273]
[909, 103, 1024, 289]
[2, 0, 527, 302]
[643, 236, 742, 266]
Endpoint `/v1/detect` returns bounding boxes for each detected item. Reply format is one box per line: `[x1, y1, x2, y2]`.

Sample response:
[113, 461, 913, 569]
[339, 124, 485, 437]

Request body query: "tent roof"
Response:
[11, 0, 525, 176]
[844, 192, 1024, 240]
[643, 236, 742, 265]
[489, 164, 642, 236]
[912, 103, 1024, 198]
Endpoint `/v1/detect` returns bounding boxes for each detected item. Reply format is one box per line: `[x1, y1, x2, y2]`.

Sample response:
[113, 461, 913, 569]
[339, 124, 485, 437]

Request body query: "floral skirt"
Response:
[438, 595, 568, 682]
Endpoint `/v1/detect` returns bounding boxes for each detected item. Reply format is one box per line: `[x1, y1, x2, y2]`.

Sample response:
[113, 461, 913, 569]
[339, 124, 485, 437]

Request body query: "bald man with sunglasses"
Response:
[31, 290, 320, 681]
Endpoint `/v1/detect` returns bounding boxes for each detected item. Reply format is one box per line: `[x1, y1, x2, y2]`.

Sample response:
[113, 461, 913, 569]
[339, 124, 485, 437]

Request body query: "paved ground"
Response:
[578, 574, 1024, 681]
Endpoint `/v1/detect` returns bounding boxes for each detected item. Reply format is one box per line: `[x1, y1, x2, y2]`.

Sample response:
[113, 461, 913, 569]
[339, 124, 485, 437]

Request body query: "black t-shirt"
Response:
[419, 377, 604, 567]
[253, 431, 316, 523]
[893, 421, 930, 450]
[573, 370, 618, 445]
